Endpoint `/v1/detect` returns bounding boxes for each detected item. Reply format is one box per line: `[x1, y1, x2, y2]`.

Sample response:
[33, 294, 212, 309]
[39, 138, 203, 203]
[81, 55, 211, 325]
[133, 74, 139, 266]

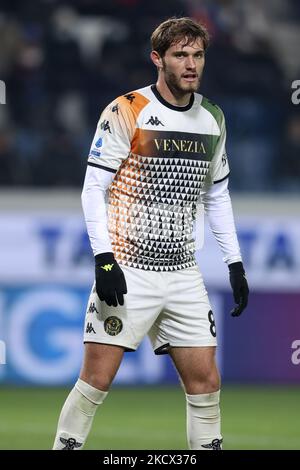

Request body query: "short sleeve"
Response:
[87, 99, 136, 173]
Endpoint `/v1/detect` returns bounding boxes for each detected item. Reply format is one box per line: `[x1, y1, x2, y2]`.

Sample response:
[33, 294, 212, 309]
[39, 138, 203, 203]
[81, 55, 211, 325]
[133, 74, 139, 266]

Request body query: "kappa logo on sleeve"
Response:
[111, 103, 119, 114]
[124, 93, 135, 104]
[100, 120, 111, 134]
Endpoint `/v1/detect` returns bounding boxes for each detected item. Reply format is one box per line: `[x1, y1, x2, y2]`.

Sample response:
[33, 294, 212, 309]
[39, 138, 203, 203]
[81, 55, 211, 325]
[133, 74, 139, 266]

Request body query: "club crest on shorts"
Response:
[104, 316, 123, 336]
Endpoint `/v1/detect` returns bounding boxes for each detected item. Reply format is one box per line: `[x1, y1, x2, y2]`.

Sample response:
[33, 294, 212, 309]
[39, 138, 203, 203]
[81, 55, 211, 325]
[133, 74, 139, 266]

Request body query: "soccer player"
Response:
[53, 17, 249, 450]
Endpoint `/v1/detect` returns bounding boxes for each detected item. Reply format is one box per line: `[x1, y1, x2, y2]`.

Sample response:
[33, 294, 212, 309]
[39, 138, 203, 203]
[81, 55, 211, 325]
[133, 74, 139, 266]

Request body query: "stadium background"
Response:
[0, 0, 300, 449]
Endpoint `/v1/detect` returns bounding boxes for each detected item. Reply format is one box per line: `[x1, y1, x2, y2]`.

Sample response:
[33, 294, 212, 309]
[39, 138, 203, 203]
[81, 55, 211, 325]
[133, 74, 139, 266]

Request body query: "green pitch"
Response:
[0, 385, 299, 450]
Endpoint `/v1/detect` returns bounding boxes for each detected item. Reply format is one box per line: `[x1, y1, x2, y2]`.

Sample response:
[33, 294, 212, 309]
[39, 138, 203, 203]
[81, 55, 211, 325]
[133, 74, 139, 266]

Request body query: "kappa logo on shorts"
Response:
[104, 316, 123, 336]
[85, 322, 96, 334]
[88, 302, 99, 314]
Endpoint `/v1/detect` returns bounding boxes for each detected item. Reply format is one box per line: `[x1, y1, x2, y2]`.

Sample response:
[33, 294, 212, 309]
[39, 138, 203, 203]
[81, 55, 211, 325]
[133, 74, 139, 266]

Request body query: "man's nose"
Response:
[185, 56, 196, 69]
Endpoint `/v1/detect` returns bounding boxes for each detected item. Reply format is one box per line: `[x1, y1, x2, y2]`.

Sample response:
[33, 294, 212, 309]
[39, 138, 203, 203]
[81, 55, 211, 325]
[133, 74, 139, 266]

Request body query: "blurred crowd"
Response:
[0, 0, 299, 192]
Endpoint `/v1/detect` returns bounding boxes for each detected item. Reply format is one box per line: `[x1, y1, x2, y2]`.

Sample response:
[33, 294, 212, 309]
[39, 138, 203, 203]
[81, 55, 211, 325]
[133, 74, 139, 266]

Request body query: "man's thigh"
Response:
[169, 346, 220, 394]
[80, 343, 125, 390]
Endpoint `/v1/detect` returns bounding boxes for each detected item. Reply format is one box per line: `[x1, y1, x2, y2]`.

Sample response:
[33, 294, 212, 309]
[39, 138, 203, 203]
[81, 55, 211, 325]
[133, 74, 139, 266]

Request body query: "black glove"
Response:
[228, 262, 249, 317]
[95, 252, 127, 307]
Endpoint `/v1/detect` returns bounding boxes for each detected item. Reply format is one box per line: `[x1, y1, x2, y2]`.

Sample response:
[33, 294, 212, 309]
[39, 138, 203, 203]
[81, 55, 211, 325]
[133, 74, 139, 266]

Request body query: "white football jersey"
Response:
[87, 85, 229, 271]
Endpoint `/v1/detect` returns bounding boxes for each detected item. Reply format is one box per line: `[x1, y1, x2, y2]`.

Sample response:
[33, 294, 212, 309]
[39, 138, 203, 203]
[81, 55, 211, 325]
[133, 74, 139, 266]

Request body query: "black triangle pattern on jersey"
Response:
[109, 154, 210, 271]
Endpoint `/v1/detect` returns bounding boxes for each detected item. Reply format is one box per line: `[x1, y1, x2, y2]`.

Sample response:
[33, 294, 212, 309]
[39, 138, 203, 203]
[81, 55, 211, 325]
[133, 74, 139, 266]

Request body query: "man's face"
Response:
[161, 38, 205, 95]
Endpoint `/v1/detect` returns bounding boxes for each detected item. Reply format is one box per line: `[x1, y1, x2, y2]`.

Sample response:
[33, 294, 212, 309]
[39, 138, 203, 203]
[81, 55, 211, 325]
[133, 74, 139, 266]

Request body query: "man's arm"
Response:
[81, 164, 127, 307]
[201, 104, 249, 316]
[81, 97, 136, 306]
[202, 177, 242, 265]
[81, 165, 114, 256]
[202, 178, 249, 316]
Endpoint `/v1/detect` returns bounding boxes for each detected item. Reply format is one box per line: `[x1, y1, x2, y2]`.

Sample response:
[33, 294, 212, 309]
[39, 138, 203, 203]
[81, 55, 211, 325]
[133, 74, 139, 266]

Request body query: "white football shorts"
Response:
[83, 265, 217, 354]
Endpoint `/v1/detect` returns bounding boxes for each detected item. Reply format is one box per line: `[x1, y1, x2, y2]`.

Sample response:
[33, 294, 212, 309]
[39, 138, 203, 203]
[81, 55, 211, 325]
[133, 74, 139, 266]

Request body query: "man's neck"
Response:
[155, 80, 192, 107]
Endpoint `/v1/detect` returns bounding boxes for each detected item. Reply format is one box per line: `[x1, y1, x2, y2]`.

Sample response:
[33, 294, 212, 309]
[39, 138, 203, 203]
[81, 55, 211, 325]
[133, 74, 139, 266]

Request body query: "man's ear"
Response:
[150, 50, 163, 69]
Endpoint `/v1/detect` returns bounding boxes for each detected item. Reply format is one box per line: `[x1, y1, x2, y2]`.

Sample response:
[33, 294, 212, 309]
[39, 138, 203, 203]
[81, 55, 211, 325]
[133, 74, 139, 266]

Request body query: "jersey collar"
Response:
[151, 84, 194, 112]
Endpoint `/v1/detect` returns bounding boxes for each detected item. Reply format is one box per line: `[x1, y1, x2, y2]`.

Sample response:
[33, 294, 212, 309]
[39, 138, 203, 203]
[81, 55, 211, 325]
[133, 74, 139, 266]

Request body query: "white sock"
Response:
[186, 390, 222, 450]
[52, 379, 108, 450]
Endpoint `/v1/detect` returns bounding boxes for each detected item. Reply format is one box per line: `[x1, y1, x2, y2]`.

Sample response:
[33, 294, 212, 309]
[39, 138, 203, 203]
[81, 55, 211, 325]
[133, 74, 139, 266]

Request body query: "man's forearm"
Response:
[81, 165, 114, 256]
[203, 178, 242, 265]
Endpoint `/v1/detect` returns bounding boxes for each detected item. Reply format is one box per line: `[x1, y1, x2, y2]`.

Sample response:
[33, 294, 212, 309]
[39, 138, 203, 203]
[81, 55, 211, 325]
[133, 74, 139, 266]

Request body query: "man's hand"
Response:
[228, 262, 249, 317]
[95, 252, 127, 307]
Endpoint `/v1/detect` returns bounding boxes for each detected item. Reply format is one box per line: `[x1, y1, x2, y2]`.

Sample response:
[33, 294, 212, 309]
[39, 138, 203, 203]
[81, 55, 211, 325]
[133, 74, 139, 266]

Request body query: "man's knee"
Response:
[184, 370, 220, 394]
[80, 372, 113, 392]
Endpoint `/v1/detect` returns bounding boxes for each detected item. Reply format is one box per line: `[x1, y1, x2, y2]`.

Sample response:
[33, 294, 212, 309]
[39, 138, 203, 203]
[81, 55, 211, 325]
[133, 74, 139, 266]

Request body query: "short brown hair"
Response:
[151, 17, 209, 57]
